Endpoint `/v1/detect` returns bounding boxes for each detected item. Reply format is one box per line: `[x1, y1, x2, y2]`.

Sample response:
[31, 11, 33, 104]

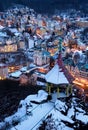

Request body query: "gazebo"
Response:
[45, 38, 73, 98]
[45, 64, 72, 97]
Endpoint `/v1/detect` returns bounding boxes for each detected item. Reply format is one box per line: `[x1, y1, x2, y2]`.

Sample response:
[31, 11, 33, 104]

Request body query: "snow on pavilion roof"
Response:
[45, 64, 69, 85]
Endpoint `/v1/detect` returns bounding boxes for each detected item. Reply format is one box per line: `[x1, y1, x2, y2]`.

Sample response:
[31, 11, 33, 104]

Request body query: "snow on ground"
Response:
[50, 110, 74, 130]
[52, 109, 74, 124]
[0, 122, 6, 130]
[67, 106, 75, 118]
[34, 90, 48, 102]
[55, 99, 67, 112]
[25, 90, 48, 103]
[0, 90, 88, 130]
[76, 112, 88, 124]
[1, 90, 49, 130]
[75, 107, 85, 113]
[11, 102, 54, 130]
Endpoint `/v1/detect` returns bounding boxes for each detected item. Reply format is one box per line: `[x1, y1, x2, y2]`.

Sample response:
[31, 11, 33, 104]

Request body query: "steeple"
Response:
[57, 38, 74, 84]
[58, 38, 62, 53]
[58, 38, 63, 68]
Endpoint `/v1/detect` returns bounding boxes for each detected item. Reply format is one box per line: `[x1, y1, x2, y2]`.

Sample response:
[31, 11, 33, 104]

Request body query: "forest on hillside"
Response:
[0, 0, 88, 13]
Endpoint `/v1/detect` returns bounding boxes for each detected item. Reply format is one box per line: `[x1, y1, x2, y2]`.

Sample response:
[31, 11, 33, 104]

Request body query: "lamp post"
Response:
[58, 37, 74, 84]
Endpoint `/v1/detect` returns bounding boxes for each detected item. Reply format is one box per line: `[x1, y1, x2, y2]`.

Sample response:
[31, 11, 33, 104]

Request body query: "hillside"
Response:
[0, 0, 88, 14]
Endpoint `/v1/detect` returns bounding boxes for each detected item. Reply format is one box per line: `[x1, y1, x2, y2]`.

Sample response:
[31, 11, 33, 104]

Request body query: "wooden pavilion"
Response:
[45, 64, 72, 98]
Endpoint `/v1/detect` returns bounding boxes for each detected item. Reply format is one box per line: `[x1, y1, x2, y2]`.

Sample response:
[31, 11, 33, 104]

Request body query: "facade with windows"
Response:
[0, 44, 17, 53]
[0, 63, 8, 80]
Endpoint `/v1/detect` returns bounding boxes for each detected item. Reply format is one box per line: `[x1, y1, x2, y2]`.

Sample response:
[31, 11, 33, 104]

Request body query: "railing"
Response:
[31, 105, 54, 130]
[10, 102, 57, 130]
[31, 102, 58, 130]
[80, 71, 88, 79]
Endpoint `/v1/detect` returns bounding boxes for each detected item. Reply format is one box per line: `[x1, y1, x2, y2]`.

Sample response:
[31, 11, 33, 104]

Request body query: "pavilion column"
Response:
[46, 83, 49, 92]
[66, 86, 69, 96]
[70, 84, 72, 94]
[57, 87, 60, 98]
[48, 85, 51, 95]
[46, 83, 52, 95]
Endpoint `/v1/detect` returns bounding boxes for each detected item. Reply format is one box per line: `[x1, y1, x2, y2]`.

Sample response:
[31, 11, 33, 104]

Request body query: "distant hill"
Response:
[0, 0, 88, 13]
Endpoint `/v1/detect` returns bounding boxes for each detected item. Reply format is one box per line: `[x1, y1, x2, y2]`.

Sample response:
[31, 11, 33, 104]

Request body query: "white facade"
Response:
[28, 39, 34, 49]
[34, 51, 49, 66]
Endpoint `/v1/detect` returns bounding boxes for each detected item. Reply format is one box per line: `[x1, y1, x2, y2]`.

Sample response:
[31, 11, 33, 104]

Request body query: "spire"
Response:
[57, 38, 74, 84]
[59, 38, 62, 53]
[57, 38, 63, 68]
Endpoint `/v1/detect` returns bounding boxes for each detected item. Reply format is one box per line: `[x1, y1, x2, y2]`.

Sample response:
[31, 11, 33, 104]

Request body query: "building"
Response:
[0, 43, 17, 53]
[0, 63, 8, 80]
[34, 50, 50, 66]
[76, 20, 88, 27]
[18, 40, 25, 50]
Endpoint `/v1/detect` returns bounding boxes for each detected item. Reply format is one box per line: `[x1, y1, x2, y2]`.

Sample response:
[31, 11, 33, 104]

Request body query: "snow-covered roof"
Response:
[0, 32, 7, 37]
[10, 71, 22, 78]
[45, 64, 69, 85]
[20, 67, 27, 72]
[86, 47, 88, 51]
[77, 39, 84, 46]
[9, 28, 20, 36]
[0, 63, 7, 68]
[0, 25, 4, 30]
[9, 28, 18, 33]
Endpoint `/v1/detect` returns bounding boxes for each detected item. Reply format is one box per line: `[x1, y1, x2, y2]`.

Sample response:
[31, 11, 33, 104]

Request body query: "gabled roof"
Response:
[45, 64, 69, 85]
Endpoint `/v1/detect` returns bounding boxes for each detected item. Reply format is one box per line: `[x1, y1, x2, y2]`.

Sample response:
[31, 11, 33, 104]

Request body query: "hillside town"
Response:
[0, 6, 88, 130]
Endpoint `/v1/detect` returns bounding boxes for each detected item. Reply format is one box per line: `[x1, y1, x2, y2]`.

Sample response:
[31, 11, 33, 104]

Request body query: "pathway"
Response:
[10, 92, 66, 130]
[10, 102, 55, 130]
